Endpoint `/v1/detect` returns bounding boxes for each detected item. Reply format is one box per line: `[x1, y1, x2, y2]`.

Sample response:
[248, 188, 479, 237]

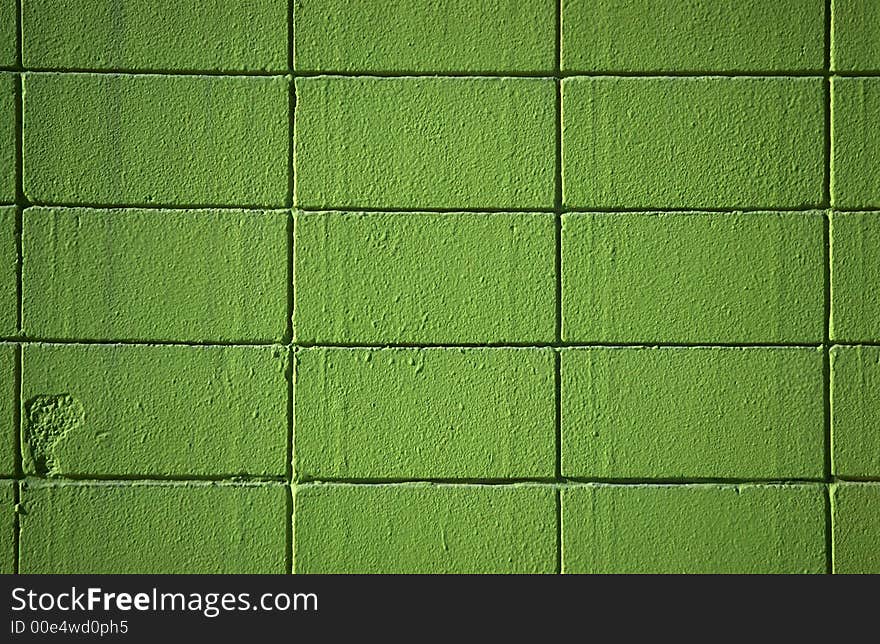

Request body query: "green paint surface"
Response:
[294, 0, 554, 73]
[4, 1, 878, 575]
[295, 348, 554, 480]
[830, 212, 880, 341]
[832, 483, 880, 573]
[294, 484, 556, 573]
[832, 0, 880, 72]
[294, 211, 555, 344]
[0, 207, 14, 336]
[562, 77, 824, 209]
[0, 481, 12, 574]
[0, 0, 14, 67]
[832, 78, 880, 209]
[22, 0, 287, 71]
[294, 77, 555, 210]
[22, 207, 288, 342]
[831, 347, 880, 477]
[20, 482, 287, 573]
[562, 211, 824, 343]
[0, 346, 13, 477]
[23, 73, 289, 207]
[562, 0, 824, 73]
[1, 74, 14, 204]
[561, 348, 825, 479]
[563, 484, 826, 574]
[21, 344, 288, 478]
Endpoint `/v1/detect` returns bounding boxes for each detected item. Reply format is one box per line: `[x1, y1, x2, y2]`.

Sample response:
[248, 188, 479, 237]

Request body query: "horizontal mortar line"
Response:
[832, 72, 880, 78]
[0, 204, 859, 216]
[14, 204, 877, 215]
[14, 67, 290, 78]
[51, 474, 288, 483]
[296, 478, 830, 487]
[12, 478, 876, 488]
[0, 338, 287, 348]
[561, 70, 830, 79]
[9, 340, 876, 351]
[286, 70, 833, 80]
[6, 68, 880, 80]
[560, 71, 880, 79]
[9, 477, 832, 488]
[294, 342, 824, 350]
[18, 476, 288, 486]
[10, 477, 880, 487]
[297, 206, 826, 215]
[296, 206, 558, 214]
[1, 68, 831, 80]
[564, 205, 827, 214]
[293, 70, 558, 79]
[24, 200, 290, 211]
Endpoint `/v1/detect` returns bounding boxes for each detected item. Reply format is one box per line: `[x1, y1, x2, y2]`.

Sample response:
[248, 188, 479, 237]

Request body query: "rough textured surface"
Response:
[295, 348, 555, 480]
[833, 484, 880, 574]
[21, 344, 288, 477]
[4, 1, 875, 575]
[20, 482, 287, 573]
[25, 394, 84, 476]
[294, 0, 554, 73]
[294, 484, 555, 573]
[831, 347, 880, 477]
[0, 345, 13, 477]
[0, 206, 14, 336]
[23, 73, 289, 207]
[562, 211, 824, 343]
[562, 77, 824, 209]
[832, 483, 880, 574]
[563, 484, 826, 574]
[0, 481, 12, 574]
[562, 0, 824, 73]
[23, 207, 288, 342]
[832, 0, 880, 72]
[561, 348, 825, 479]
[831, 212, 880, 341]
[294, 211, 555, 344]
[0, 0, 14, 67]
[22, 0, 287, 71]
[294, 77, 555, 210]
[1, 74, 14, 204]
[832, 78, 880, 209]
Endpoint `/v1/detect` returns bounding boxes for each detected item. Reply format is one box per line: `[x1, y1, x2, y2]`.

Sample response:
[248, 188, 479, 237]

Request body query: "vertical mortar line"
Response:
[554, 350, 562, 574]
[825, 475, 834, 574]
[14, 0, 26, 335]
[286, 480, 294, 575]
[286, 347, 294, 574]
[12, 345, 22, 574]
[12, 0, 24, 577]
[554, 0, 563, 576]
[287, 205, 294, 344]
[286, 0, 295, 576]
[823, 0, 833, 575]
[555, 487, 562, 575]
[288, 0, 294, 73]
[554, 2, 563, 344]
[287, 80, 295, 215]
[13, 73, 23, 396]
[554, 351, 562, 481]
[287, 88, 295, 349]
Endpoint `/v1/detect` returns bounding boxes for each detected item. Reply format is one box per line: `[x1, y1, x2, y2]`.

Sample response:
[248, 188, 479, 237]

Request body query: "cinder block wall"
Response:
[1, 0, 879, 574]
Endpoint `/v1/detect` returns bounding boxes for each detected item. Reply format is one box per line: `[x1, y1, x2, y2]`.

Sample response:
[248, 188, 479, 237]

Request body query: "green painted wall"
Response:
[1, 0, 878, 574]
